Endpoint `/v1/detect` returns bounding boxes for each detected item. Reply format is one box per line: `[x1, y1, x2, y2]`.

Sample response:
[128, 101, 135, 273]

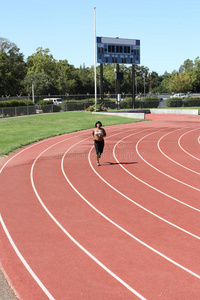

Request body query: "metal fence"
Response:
[1, 93, 200, 103]
[0, 100, 131, 118]
[1, 93, 200, 118]
[0, 102, 116, 118]
[0, 106, 37, 118]
[0, 105, 51, 118]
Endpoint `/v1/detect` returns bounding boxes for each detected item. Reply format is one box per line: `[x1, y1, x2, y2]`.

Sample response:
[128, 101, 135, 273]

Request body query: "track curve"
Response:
[0, 114, 200, 299]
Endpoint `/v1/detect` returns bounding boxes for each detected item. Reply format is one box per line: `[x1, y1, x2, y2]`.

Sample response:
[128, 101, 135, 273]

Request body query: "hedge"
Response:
[183, 97, 200, 107]
[0, 99, 34, 107]
[37, 100, 53, 105]
[61, 101, 94, 111]
[121, 97, 159, 109]
[166, 98, 183, 107]
[142, 97, 160, 108]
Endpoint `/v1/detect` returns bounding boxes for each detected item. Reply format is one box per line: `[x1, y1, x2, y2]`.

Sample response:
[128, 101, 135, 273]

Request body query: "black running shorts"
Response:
[94, 140, 104, 155]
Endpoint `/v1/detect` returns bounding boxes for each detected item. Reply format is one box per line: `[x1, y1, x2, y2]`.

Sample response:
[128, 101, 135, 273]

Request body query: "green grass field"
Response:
[0, 111, 144, 155]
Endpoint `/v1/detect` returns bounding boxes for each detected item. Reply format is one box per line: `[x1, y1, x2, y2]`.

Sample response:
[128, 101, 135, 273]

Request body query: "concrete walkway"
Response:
[0, 268, 18, 300]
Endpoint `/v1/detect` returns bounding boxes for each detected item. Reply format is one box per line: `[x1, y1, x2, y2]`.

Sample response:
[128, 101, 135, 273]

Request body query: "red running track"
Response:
[0, 114, 200, 299]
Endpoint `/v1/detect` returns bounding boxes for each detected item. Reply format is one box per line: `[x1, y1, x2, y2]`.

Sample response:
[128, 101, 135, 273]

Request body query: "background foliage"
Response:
[1, 37, 200, 97]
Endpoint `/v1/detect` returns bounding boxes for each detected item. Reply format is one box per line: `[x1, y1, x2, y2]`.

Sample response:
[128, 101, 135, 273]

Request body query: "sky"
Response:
[0, 0, 200, 75]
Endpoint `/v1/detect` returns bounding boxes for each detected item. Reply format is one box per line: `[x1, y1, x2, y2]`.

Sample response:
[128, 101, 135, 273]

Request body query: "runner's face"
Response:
[97, 123, 101, 128]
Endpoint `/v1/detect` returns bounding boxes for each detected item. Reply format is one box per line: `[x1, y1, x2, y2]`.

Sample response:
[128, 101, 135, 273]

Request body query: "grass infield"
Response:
[0, 111, 144, 156]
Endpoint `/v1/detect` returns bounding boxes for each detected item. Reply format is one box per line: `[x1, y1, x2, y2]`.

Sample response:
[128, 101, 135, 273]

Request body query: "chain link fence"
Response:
[0, 105, 50, 118]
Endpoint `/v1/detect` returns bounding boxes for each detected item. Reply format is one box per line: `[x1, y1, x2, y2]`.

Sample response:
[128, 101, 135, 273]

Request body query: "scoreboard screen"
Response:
[97, 36, 140, 65]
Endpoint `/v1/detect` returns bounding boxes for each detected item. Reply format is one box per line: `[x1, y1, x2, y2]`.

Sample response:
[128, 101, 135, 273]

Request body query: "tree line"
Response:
[0, 37, 200, 97]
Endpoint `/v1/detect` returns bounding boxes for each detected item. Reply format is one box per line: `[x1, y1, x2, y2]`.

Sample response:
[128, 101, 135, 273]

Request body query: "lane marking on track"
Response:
[60, 134, 200, 280]
[0, 130, 88, 175]
[31, 135, 147, 300]
[136, 130, 200, 192]
[112, 131, 200, 213]
[158, 128, 200, 175]
[90, 129, 200, 240]
[2, 124, 199, 298]
[0, 131, 89, 299]
[0, 214, 55, 300]
[178, 129, 200, 161]
[88, 132, 200, 240]
[0, 139, 47, 175]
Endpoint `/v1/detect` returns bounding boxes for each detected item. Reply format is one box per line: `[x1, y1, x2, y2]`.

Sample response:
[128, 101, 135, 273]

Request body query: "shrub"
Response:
[23, 100, 34, 106]
[37, 100, 53, 105]
[61, 101, 94, 111]
[123, 97, 133, 108]
[86, 105, 95, 112]
[0, 99, 34, 108]
[121, 97, 141, 109]
[122, 97, 159, 109]
[53, 105, 62, 112]
[166, 98, 183, 107]
[0, 101, 10, 107]
[183, 97, 200, 107]
[142, 97, 160, 108]
[85, 103, 107, 112]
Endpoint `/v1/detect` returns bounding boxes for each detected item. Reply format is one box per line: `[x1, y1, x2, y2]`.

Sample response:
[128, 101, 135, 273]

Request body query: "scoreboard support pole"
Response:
[132, 64, 135, 109]
[117, 64, 121, 110]
[116, 64, 120, 96]
[100, 63, 104, 103]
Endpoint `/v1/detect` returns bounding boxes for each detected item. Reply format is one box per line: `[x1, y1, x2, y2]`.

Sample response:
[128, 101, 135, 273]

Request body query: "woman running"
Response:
[92, 121, 106, 166]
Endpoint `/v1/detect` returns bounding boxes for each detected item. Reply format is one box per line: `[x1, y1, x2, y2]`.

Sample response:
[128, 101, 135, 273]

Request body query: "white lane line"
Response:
[31, 137, 146, 300]
[0, 130, 87, 175]
[88, 133, 200, 240]
[136, 130, 200, 192]
[0, 131, 88, 298]
[178, 129, 200, 161]
[0, 214, 55, 300]
[61, 134, 200, 280]
[158, 128, 200, 176]
[111, 131, 200, 213]
[0, 139, 46, 175]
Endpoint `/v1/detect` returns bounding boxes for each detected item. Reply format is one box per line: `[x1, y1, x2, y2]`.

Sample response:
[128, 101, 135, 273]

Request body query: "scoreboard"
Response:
[97, 36, 140, 65]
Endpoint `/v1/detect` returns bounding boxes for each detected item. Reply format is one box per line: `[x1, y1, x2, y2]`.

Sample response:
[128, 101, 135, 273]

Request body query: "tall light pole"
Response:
[132, 64, 135, 109]
[94, 7, 97, 111]
[31, 78, 35, 104]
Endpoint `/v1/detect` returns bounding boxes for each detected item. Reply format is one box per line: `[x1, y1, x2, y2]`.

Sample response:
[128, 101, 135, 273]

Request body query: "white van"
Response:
[43, 98, 63, 105]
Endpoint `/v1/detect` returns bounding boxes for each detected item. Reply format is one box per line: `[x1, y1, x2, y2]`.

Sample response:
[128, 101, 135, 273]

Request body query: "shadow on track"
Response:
[105, 162, 138, 166]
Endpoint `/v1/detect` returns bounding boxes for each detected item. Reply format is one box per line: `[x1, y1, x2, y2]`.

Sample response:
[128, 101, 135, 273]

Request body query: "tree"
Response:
[134, 65, 149, 94]
[192, 57, 200, 92]
[77, 65, 94, 94]
[155, 72, 171, 93]
[167, 72, 193, 93]
[179, 59, 194, 73]
[0, 37, 27, 96]
[56, 60, 79, 94]
[26, 47, 57, 79]
[0, 37, 19, 53]
[25, 47, 59, 95]
[102, 64, 116, 94]
[148, 71, 161, 93]
[24, 73, 58, 95]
